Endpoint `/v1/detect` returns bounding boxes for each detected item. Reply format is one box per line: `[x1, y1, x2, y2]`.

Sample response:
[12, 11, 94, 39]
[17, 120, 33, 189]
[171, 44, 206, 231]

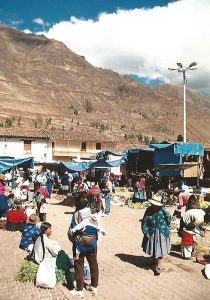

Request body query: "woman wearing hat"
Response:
[141, 194, 172, 275]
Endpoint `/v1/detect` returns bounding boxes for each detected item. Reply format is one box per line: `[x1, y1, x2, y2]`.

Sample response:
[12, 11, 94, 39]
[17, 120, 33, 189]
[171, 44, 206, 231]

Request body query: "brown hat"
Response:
[28, 214, 39, 224]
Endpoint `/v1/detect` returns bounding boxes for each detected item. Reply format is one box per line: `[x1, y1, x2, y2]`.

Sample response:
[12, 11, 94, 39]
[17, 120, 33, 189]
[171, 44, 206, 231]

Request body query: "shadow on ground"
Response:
[169, 244, 182, 259]
[115, 254, 153, 270]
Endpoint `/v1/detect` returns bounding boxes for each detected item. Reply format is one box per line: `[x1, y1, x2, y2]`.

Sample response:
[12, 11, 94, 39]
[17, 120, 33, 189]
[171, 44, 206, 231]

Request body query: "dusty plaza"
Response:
[0, 194, 210, 300]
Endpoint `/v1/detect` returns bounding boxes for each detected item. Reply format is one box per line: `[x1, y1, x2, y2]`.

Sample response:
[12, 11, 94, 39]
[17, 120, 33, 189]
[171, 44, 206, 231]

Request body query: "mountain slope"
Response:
[0, 24, 210, 147]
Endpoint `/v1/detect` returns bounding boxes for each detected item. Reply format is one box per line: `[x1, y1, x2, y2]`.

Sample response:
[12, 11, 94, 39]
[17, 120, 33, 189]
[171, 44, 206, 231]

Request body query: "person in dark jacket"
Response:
[0, 194, 9, 217]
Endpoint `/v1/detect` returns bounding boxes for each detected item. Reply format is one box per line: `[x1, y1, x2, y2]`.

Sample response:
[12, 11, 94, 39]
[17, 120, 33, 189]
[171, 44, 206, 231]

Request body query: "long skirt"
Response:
[142, 229, 170, 258]
[5, 221, 25, 232]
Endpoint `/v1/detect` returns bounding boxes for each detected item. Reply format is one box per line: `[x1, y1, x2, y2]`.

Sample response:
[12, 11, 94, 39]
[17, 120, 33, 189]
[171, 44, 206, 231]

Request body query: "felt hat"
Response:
[149, 194, 163, 207]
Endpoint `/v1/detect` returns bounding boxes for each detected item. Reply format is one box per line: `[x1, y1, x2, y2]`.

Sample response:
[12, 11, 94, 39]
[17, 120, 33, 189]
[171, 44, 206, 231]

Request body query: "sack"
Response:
[204, 264, 210, 279]
[36, 260, 56, 288]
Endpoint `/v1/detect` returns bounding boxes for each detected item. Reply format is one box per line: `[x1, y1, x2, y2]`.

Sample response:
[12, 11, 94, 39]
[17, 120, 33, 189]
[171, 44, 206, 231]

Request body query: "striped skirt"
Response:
[142, 229, 171, 258]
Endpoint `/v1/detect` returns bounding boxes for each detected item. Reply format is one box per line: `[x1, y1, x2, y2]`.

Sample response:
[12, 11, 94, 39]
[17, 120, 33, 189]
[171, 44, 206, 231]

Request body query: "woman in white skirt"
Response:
[141, 194, 172, 275]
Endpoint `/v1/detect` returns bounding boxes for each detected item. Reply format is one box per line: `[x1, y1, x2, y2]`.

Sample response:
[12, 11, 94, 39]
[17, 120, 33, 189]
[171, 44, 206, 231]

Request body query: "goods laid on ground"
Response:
[200, 201, 210, 209]
[128, 202, 150, 209]
[54, 195, 66, 201]
[62, 196, 76, 207]
[195, 244, 209, 256]
[16, 260, 65, 284]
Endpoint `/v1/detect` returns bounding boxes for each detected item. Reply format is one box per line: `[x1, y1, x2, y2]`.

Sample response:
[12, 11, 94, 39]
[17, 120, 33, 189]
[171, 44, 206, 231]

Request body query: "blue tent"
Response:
[60, 161, 92, 172]
[60, 157, 126, 172]
[149, 143, 204, 176]
[0, 157, 34, 173]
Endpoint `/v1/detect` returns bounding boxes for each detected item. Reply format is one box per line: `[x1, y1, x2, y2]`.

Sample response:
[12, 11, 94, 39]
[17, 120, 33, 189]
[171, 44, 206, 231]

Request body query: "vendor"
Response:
[5, 200, 27, 232]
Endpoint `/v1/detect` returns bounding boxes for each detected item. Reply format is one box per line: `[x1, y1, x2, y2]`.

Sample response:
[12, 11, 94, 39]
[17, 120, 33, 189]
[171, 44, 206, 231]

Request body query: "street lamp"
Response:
[168, 62, 198, 143]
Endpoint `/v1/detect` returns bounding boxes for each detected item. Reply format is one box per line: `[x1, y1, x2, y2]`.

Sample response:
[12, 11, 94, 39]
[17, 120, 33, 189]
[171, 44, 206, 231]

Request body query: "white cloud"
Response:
[33, 18, 49, 26]
[10, 20, 23, 26]
[23, 29, 32, 34]
[39, 0, 210, 93]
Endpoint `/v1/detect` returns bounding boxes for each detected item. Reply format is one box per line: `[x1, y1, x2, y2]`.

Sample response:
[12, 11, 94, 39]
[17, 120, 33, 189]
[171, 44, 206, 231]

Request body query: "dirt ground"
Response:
[0, 195, 210, 300]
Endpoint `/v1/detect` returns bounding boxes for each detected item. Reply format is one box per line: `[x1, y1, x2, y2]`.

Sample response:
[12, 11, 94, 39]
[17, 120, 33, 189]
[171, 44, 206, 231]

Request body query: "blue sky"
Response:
[0, 1, 174, 31]
[0, 0, 209, 94]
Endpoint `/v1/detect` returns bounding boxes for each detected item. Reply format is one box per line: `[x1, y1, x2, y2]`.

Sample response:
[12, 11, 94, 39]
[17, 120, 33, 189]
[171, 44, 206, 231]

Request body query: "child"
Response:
[181, 222, 197, 259]
[71, 213, 106, 260]
[38, 198, 47, 221]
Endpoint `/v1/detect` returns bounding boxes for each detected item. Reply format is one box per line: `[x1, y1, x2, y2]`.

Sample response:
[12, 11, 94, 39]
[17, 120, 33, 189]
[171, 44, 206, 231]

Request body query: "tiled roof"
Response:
[0, 128, 117, 143]
[43, 129, 117, 143]
[0, 128, 47, 139]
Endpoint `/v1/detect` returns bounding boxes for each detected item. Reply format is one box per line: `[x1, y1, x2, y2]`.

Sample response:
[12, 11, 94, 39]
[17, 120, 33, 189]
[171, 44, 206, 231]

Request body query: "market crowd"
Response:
[0, 166, 210, 298]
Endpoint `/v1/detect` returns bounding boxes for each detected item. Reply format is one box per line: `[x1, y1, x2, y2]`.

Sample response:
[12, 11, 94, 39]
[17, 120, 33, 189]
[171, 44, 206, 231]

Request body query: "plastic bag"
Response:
[36, 260, 56, 288]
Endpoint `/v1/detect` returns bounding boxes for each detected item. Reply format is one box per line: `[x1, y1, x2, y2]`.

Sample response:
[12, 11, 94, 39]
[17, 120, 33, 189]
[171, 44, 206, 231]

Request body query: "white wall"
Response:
[0, 138, 23, 157]
[0, 138, 52, 161]
[31, 140, 52, 161]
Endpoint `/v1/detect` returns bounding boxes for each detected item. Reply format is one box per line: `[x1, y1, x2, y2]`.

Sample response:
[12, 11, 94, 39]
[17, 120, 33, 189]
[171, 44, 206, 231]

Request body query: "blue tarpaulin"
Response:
[0, 157, 34, 173]
[60, 157, 126, 172]
[60, 161, 92, 172]
[149, 143, 204, 176]
[150, 143, 204, 156]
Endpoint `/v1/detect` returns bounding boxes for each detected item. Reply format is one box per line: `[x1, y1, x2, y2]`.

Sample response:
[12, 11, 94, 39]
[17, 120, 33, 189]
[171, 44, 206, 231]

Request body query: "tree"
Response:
[177, 134, 184, 142]
[84, 99, 93, 113]
[17, 116, 21, 126]
[5, 118, 12, 128]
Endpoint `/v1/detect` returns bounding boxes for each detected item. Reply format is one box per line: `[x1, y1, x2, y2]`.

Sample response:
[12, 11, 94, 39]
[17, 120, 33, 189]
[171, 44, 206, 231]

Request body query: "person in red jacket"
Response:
[181, 222, 196, 259]
[6, 201, 27, 232]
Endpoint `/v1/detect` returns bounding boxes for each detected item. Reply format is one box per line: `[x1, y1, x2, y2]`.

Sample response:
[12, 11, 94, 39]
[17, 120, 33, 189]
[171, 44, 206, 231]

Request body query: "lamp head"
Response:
[189, 61, 197, 68]
[177, 63, 183, 68]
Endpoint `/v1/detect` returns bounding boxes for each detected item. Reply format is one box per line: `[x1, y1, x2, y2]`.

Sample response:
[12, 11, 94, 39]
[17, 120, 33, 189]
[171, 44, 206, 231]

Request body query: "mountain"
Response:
[0, 24, 210, 149]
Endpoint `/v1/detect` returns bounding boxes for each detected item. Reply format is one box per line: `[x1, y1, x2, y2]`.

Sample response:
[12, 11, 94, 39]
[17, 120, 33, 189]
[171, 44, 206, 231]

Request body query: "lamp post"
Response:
[168, 62, 198, 143]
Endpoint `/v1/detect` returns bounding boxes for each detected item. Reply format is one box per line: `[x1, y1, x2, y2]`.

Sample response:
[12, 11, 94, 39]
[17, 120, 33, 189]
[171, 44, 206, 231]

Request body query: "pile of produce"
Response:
[53, 195, 66, 201]
[200, 201, 210, 209]
[194, 244, 209, 255]
[16, 261, 65, 284]
[128, 202, 150, 209]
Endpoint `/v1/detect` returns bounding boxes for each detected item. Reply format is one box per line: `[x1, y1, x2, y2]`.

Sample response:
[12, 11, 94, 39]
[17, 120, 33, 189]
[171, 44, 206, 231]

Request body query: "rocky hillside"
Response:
[0, 24, 210, 149]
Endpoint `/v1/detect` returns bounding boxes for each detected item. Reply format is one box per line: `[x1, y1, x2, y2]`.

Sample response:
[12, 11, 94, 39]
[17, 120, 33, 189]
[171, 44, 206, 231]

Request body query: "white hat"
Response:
[149, 194, 163, 207]
[90, 213, 101, 223]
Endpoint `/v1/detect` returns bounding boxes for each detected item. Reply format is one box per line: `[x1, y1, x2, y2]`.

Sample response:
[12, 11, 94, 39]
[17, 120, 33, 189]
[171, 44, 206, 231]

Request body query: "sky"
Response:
[0, 0, 210, 94]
